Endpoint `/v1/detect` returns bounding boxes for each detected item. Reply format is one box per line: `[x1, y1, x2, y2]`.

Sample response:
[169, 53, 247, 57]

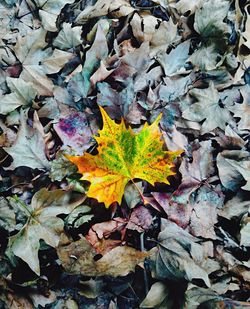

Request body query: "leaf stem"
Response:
[130, 179, 149, 205]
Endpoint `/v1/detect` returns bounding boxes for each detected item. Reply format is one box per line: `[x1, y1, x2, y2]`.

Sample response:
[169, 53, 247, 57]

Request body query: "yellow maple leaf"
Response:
[67, 107, 182, 207]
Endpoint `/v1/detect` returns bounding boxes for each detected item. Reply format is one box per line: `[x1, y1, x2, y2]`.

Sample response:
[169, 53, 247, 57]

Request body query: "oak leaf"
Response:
[67, 107, 182, 207]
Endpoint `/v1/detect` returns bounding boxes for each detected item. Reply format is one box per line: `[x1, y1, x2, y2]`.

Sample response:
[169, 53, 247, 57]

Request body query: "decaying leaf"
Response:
[33, 0, 75, 32]
[57, 236, 148, 277]
[157, 40, 191, 77]
[0, 197, 16, 232]
[240, 214, 250, 247]
[189, 186, 224, 239]
[217, 150, 250, 191]
[7, 188, 85, 275]
[182, 82, 233, 134]
[53, 23, 82, 50]
[4, 109, 51, 170]
[155, 220, 210, 287]
[140, 281, 172, 308]
[184, 286, 250, 309]
[174, 140, 216, 202]
[86, 217, 127, 253]
[67, 106, 182, 207]
[152, 192, 192, 229]
[127, 206, 152, 233]
[75, 0, 134, 22]
[68, 22, 109, 101]
[194, 0, 230, 38]
[13, 28, 73, 96]
[0, 77, 37, 115]
[53, 111, 94, 155]
[0, 0, 249, 306]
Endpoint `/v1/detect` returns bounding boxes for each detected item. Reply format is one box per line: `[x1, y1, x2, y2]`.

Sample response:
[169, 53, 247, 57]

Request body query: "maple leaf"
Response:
[7, 188, 85, 275]
[13, 28, 73, 96]
[4, 109, 50, 170]
[0, 77, 37, 115]
[182, 82, 233, 134]
[67, 107, 182, 207]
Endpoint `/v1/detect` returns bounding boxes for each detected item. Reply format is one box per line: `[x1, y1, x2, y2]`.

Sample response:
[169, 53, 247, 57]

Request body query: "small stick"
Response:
[140, 232, 149, 295]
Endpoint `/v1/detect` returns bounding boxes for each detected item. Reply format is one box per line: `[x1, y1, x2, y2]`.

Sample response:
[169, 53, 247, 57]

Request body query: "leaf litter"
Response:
[0, 0, 250, 308]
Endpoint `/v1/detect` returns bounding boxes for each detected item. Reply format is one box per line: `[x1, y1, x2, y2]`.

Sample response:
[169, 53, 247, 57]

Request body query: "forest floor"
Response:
[0, 0, 250, 308]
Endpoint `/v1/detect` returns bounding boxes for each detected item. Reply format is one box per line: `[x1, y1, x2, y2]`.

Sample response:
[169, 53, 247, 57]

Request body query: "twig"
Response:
[140, 232, 149, 295]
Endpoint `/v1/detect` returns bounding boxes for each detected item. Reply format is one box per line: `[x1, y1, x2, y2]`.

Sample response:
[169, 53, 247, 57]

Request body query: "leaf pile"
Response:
[0, 0, 250, 308]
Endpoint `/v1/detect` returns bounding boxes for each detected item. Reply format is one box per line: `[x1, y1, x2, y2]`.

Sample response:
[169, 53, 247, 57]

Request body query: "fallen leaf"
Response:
[0, 77, 37, 115]
[240, 214, 250, 247]
[130, 12, 159, 43]
[95, 246, 148, 277]
[67, 107, 182, 207]
[182, 82, 233, 134]
[0, 197, 16, 232]
[13, 33, 73, 97]
[49, 150, 77, 182]
[58, 237, 148, 277]
[124, 181, 143, 208]
[68, 22, 109, 100]
[0, 119, 16, 147]
[7, 188, 85, 275]
[189, 187, 224, 239]
[217, 150, 250, 191]
[4, 109, 51, 170]
[155, 220, 210, 287]
[53, 111, 94, 155]
[229, 86, 250, 132]
[152, 192, 192, 229]
[33, 0, 75, 32]
[65, 205, 93, 229]
[127, 206, 152, 233]
[97, 79, 135, 120]
[184, 286, 250, 309]
[86, 218, 127, 253]
[41, 49, 74, 74]
[173, 141, 216, 202]
[75, 0, 134, 22]
[157, 40, 191, 77]
[170, 0, 202, 15]
[13, 28, 54, 96]
[194, 0, 230, 38]
[219, 192, 250, 220]
[159, 75, 194, 103]
[78, 278, 104, 299]
[189, 44, 222, 71]
[140, 281, 171, 308]
[53, 23, 82, 50]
